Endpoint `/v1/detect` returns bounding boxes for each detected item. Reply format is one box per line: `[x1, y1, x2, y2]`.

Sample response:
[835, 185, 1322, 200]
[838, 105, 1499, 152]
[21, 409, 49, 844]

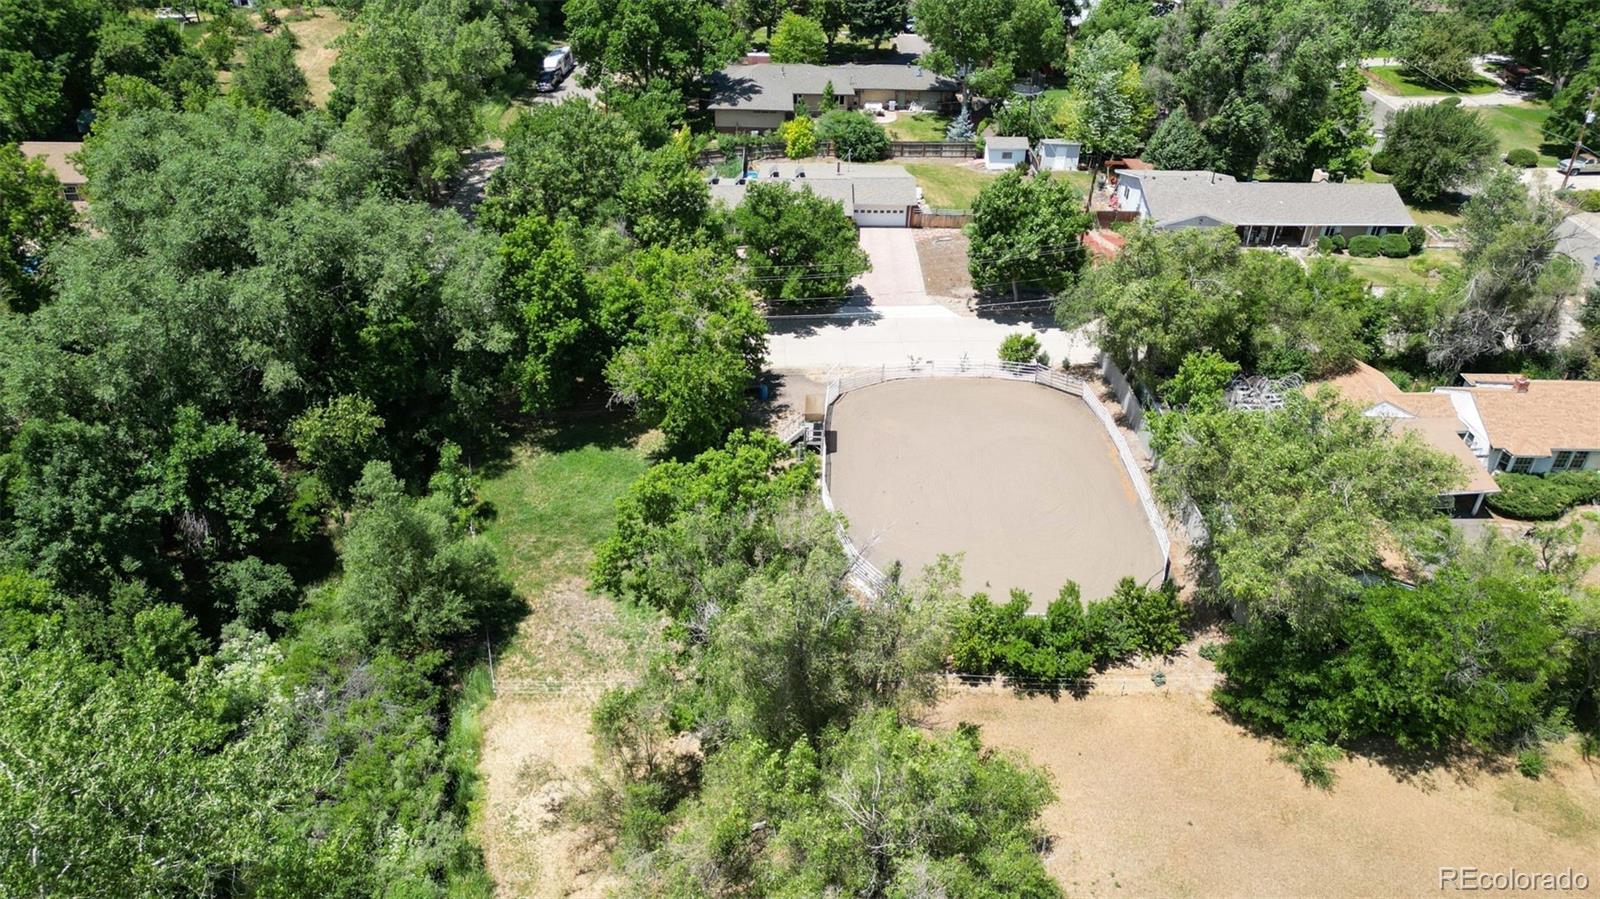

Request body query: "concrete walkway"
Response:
[767, 304, 1096, 369]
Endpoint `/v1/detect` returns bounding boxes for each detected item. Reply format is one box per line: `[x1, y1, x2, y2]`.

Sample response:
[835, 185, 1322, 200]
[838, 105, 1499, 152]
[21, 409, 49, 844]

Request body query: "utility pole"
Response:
[1559, 86, 1599, 193]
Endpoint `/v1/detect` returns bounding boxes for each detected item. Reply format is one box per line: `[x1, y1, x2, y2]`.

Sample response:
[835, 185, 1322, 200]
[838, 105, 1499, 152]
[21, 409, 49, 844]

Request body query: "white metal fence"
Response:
[818, 360, 1172, 599]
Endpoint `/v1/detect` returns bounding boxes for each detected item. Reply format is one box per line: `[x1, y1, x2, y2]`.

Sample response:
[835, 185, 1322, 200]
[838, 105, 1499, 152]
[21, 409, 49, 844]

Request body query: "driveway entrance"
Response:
[852, 228, 928, 306]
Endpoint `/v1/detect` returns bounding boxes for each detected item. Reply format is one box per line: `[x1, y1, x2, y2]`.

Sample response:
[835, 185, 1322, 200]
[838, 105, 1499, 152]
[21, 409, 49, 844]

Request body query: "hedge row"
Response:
[1486, 470, 1600, 520]
[949, 577, 1185, 682]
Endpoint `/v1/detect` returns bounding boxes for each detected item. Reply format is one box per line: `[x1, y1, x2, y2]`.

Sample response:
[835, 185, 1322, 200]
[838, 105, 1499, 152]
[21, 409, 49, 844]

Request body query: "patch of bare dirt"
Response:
[932, 692, 1600, 898]
[914, 228, 975, 313]
[479, 576, 662, 896]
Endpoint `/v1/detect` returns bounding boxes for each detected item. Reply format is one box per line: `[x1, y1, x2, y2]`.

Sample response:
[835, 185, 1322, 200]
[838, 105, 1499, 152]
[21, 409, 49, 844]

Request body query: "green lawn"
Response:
[1364, 65, 1499, 97]
[1339, 249, 1460, 290]
[884, 112, 952, 141]
[1475, 103, 1562, 166]
[902, 162, 995, 211]
[478, 419, 655, 597]
[1405, 197, 1466, 230]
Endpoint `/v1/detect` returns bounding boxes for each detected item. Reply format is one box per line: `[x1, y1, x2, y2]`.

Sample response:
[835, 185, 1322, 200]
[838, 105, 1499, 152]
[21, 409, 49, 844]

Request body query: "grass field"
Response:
[1475, 103, 1562, 166]
[903, 162, 995, 210]
[884, 112, 951, 141]
[279, 10, 349, 107]
[937, 691, 1600, 898]
[475, 418, 659, 897]
[1339, 249, 1460, 289]
[1365, 65, 1499, 97]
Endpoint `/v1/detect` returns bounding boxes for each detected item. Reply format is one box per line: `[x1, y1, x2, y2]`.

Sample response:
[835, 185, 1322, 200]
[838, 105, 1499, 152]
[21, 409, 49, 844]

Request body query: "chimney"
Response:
[1513, 375, 1530, 393]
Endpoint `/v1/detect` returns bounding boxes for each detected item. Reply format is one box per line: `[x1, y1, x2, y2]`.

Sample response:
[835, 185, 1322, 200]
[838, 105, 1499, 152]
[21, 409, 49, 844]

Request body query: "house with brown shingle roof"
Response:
[19, 142, 86, 207]
[1316, 362, 1499, 515]
[1455, 375, 1600, 476]
[1318, 363, 1600, 514]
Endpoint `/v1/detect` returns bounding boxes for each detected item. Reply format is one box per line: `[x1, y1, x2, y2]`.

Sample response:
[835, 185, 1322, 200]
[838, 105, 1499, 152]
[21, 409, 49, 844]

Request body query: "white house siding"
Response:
[1038, 143, 1080, 171]
[985, 148, 1026, 171]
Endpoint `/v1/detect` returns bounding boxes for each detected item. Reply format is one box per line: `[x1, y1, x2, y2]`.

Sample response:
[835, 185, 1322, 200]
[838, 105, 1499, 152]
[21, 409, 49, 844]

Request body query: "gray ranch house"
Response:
[1114, 169, 1415, 247]
[706, 64, 959, 133]
[707, 162, 922, 227]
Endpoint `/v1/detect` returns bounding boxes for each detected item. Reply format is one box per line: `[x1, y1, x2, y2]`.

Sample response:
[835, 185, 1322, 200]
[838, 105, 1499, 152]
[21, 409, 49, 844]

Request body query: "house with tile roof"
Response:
[706, 63, 958, 133]
[1113, 169, 1414, 247]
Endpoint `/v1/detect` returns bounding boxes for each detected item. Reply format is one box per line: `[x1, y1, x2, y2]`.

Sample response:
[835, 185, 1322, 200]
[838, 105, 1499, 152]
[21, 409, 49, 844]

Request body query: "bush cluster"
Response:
[1347, 234, 1381, 257]
[949, 578, 1185, 682]
[1379, 233, 1413, 258]
[1504, 147, 1539, 168]
[1485, 470, 1600, 520]
[1574, 190, 1600, 213]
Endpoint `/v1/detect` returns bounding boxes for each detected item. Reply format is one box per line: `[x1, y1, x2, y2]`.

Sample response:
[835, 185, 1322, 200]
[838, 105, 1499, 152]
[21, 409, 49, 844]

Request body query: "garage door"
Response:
[854, 207, 908, 227]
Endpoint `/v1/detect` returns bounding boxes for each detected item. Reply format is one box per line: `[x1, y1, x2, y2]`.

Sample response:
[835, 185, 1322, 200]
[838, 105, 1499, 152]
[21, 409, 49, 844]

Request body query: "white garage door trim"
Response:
[854, 208, 908, 227]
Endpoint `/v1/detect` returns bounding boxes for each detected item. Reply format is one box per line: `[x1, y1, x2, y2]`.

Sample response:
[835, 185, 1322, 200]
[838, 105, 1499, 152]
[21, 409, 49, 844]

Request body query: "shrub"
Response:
[1331, 233, 1348, 251]
[1404, 225, 1426, 254]
[1316, 235, 1335, 254]
[1516, 748, 1546, 779]
[817, 110, 889, 161]
[948, 578, 1184, 683]
[997, 332, 1049, 366]
[1485, 471, 1600, 520]
[1379, 233, 1412, 258]
[946, 108, 975, 141]
[1504, 147, 1538, 168]
[1348, 234, 1381, 257]
[1576, 190, 1600, 213]
[1281, 741, 1342, 790]
[782, 115, 816, 159]
[1369, 150, 1394, 175]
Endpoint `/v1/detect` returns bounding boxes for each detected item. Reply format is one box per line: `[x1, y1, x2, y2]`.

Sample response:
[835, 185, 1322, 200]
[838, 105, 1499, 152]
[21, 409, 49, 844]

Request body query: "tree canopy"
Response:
[967, 170, 1092, 298]
[733, 180, 870, 304]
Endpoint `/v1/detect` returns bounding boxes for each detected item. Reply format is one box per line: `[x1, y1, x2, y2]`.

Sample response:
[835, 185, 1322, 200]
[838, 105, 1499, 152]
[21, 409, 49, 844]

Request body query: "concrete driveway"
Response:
[852, 228, 929, 306]
[766, 305, 1096, 369]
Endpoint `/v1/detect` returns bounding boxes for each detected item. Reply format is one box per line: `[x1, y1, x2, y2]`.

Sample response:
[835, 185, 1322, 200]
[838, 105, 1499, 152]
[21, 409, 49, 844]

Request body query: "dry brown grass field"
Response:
[935, 689, 1600, 898]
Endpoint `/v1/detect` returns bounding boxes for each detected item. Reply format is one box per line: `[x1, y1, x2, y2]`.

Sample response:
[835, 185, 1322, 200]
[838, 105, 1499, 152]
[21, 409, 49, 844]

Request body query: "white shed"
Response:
[1036, 139, 1081, 171]
[984, 136, 1030, 171]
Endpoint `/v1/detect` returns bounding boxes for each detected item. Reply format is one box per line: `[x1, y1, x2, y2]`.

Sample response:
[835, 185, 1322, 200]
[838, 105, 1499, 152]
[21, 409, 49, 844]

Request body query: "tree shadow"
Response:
[764, 305, 886, 338]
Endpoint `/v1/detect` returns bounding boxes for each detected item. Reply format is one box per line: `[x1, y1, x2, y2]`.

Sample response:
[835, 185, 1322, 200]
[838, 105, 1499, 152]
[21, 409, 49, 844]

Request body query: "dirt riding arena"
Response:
[826, 377, 1165, 608]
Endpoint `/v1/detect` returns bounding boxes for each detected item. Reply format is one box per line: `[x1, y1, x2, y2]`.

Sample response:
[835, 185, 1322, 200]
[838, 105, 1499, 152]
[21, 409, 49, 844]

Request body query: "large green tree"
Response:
[1381, 100, 1496, 202]
[601, 247, 768, 452]
[911, 0, 1067, 108]
[564, 0, 744, 90]
[1152, 390, 1461, 629]
[328, 0, 510, 198]
[233, 29, 310, 116]
[967, 169, 1092, 299]
[0, 0, 105, 140]
[481, 98, 643, 230]
[733, 180, 869, 304]
[0, 141, 75, 311]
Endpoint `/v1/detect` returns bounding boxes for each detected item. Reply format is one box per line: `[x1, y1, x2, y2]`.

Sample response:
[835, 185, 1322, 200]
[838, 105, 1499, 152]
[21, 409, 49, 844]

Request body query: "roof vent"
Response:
[1513, 375, 1530, 393]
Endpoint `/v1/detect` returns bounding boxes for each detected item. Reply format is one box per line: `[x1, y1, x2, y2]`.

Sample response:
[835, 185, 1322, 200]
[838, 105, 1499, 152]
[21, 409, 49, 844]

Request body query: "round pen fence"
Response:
[818, 360, 1172, 601]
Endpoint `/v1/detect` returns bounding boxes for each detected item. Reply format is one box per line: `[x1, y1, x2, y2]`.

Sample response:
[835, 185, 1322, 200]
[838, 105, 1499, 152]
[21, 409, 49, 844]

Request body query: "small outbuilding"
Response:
[984, 136, 1030, 171]
[1036, 139, 1081, 171]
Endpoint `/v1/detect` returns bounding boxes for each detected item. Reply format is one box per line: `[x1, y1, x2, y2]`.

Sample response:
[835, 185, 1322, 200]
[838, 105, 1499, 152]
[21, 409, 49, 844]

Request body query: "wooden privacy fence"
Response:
[890, 140, 978, 158]
[909, 207, 973, 228]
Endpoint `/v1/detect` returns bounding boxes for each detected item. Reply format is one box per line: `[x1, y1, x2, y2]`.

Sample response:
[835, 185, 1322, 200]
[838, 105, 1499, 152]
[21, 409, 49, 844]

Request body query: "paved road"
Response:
[1556, 212, 1600, 290]
[852, 228, 928, 306]
[767, 304, 1096, 369]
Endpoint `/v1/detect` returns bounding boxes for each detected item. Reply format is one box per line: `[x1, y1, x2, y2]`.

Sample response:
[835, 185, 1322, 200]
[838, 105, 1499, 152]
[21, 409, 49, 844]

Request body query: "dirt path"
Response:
[933, 692, 1600, 898]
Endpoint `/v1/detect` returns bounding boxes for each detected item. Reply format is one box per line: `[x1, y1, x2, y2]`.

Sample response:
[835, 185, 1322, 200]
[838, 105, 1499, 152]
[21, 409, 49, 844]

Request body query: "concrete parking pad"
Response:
[767, 306, 1094, 368]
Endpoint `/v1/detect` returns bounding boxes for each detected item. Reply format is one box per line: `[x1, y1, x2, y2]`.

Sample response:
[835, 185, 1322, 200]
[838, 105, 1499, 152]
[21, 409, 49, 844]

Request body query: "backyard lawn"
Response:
[1364, 65, 1499, 97]
[1339, 249, 1460, 290]
[884, 112, 952, 141]
[903, 162, 995, 211]
[279, 10, 350, 107]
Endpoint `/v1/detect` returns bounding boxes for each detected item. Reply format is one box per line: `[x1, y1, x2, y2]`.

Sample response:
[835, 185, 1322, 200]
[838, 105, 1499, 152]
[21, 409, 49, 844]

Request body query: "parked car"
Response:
[1557, 156, 1600, 176]
[536, 47, 575, 93]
